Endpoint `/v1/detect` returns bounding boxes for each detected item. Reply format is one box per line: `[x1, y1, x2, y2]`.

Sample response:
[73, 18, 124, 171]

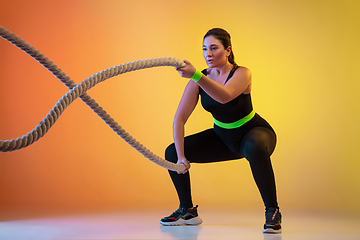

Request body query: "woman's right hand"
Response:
[176, 157, 191, 174]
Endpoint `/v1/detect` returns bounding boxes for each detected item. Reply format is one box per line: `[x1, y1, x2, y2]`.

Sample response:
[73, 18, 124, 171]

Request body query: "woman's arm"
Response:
[177, 60, 251, 104]
[173, 80, 199, 174]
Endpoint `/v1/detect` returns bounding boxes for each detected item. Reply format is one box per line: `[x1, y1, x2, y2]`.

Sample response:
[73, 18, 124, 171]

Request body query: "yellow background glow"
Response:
[1, 0, 359, 215]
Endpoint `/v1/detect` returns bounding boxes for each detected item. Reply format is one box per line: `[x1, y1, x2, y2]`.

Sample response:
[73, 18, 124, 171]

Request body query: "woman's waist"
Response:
[213, 113, 275, 142]
[213, 110, 255, 129]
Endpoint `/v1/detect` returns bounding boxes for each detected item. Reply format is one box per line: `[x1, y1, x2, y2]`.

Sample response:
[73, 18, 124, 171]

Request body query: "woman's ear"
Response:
[226, 46, 232, 57]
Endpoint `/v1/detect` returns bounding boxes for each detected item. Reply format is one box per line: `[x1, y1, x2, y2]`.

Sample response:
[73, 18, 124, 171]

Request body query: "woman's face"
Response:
[202, 35, 230, 68]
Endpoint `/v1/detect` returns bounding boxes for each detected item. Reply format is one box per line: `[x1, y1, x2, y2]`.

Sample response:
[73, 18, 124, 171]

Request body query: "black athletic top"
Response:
[199, 66, 274, 143]
[199, 66, 253, 124]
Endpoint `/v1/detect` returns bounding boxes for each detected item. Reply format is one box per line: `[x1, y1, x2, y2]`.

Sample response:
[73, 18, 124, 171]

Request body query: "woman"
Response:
[160, 28, 282, 233]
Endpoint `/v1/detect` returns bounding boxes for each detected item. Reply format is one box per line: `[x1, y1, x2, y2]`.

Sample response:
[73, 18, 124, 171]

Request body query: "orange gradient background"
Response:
[1, 0, 359, 216]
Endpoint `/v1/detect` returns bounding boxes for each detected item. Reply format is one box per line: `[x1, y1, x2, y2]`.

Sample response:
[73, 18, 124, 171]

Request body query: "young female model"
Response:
[160, 28, 282, 233]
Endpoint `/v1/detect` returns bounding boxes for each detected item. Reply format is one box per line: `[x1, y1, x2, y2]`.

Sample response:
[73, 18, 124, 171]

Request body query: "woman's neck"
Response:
[213, 61, 234, 76]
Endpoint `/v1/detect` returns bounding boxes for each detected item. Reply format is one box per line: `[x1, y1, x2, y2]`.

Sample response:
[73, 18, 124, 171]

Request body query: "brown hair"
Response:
[203, 28, 236, 66]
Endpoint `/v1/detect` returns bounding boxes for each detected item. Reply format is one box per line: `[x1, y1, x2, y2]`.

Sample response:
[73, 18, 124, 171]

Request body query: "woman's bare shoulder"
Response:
[233, 66, 251, 78]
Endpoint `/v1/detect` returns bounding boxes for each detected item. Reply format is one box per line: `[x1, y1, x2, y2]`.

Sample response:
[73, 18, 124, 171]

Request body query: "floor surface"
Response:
[1, 208, 359, 240]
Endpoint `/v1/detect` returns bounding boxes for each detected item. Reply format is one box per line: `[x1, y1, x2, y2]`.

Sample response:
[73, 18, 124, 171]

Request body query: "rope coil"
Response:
[0, 25, 186, 172]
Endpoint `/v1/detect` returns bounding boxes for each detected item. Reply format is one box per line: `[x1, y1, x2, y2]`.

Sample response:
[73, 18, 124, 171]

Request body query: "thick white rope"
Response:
[0, 25, 186, 172]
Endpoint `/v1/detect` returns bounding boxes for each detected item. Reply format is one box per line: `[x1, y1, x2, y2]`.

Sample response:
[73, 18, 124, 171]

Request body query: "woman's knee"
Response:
[241, 128, 276, 159]
[242, 138, 264, 158]
[165, 143, 178, 163]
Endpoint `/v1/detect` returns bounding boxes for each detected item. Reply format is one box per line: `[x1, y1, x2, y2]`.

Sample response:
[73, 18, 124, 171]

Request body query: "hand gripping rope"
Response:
[0, 26, 186, 172]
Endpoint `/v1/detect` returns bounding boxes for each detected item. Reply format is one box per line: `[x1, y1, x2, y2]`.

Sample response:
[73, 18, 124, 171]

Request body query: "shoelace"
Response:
[271, 208, 279, 221]
[169, 208, 183, 217]
[265, 208, 280, 223]
[169, 205, 198, 218]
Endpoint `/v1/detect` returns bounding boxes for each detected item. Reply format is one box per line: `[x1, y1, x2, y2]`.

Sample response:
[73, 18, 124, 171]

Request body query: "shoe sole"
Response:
[160, 216, 203, 226]
[263, 228, 282, 234]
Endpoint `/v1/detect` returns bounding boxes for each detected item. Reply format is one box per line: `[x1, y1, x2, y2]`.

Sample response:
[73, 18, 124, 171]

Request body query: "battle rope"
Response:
[0, 26, 186, 172]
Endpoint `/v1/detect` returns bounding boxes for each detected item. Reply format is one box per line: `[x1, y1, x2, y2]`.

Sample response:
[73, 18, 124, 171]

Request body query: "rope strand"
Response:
[0, 25, 186, 172]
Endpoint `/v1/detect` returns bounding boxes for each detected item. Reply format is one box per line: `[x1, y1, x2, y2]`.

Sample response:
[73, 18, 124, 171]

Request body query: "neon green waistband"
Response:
[214, 110, 255, 129]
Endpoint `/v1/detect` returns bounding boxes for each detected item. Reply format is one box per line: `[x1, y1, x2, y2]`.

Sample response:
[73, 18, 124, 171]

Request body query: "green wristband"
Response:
[191, 69, 203, 82]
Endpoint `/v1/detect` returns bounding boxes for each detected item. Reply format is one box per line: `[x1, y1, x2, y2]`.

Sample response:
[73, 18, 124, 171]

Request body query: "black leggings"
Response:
[165, 125, 278, 210]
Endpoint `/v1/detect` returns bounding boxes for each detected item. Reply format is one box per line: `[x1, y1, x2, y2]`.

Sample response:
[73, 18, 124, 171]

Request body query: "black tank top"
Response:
[199, 66, 253, 124]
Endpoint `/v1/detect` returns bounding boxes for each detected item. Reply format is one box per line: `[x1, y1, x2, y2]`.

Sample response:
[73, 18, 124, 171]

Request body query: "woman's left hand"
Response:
[176, 60, 197, 79]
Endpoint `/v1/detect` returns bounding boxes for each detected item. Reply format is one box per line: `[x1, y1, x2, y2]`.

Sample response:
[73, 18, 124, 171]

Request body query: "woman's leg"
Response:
[165, 129, 242, 209]
[240, 127, 278, 210]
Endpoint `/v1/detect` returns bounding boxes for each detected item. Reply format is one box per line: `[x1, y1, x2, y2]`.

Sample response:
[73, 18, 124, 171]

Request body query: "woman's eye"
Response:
[202, 48, 207, 51]
[211, 47, 217, 51]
